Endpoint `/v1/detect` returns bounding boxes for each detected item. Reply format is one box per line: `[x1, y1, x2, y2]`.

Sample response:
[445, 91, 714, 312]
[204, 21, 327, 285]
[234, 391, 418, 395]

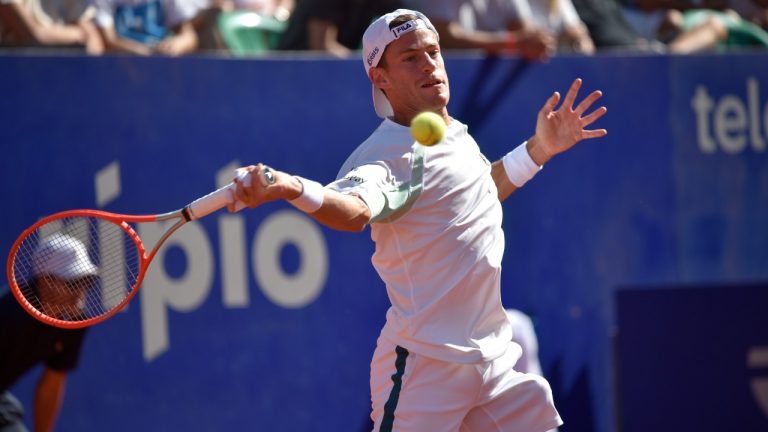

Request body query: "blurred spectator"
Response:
[506, 308, 544, 375]
[526, 0, 595, 53]
[620, 0, 768, 52]
[406, 0, 556, 60]
[0, 235, 98, 432]
[216, 0, 292, 20]
[570, 0, 663, 50]
[734, 0, 768, 28]
[196, 0, 293, 53]
[620, 0, 721, 42]
[277, 0, 404, 57]
[506, 308, 559, 432]
[664, 9, 768, 52]
[664, 11, 729, 52]
[0, 0, 103, 53]
[90, 0, 209, 56]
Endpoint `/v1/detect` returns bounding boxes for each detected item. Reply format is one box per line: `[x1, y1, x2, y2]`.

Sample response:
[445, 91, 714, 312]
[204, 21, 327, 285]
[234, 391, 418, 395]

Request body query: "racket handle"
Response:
[187, 169, 250, 220]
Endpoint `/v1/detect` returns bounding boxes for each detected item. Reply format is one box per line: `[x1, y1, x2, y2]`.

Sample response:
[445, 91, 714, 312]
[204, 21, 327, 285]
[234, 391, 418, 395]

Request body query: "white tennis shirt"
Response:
[327, 118, 518, 364]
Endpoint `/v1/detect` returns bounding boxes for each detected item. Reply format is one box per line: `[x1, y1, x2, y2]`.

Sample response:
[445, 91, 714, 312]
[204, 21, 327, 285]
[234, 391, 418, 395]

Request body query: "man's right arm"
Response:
[232, 164, 373, 233]
[306, 190, 371, 232]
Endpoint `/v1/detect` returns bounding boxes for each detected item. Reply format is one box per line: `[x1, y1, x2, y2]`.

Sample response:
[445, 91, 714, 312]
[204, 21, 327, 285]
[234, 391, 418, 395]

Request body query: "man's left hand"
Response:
[527, 78, 607, 165]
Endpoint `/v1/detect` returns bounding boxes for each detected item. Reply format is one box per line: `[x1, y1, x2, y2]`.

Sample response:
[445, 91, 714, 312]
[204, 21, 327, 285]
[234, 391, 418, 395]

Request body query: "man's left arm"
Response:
[493, 78, 607, 202]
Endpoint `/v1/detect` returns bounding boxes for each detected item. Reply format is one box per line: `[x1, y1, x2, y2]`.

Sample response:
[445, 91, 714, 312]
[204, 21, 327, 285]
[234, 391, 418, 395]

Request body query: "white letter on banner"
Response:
[692, 86, 717, 154]
[217, 161, 249, 307]
[95, 161, 126, 312]
[747, 78, 766, 152]
[715, 95, 748, 154]
[252, 210, 328, 308]
[140, 221, 214, 361]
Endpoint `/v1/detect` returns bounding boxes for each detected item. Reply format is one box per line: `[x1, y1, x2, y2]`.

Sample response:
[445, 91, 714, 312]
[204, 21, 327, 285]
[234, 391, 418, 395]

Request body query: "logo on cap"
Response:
[392, 21, 413, 38]
[367, 46, 380, 66]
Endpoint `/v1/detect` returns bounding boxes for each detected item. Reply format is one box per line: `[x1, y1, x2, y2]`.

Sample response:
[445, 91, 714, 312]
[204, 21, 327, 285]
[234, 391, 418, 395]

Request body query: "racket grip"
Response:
[187, 169, 250, 220]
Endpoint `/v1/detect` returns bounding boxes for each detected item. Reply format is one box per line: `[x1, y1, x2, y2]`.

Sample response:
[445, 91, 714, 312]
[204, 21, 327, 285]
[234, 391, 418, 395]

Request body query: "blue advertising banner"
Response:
[616, 284, 768, 431]
[1, 52, 766, 432]
[669, 54, 768, 282]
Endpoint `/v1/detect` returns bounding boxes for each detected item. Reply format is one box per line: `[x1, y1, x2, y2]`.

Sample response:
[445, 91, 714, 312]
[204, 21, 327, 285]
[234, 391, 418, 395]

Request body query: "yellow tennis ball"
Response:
[410, 111, 445, 146]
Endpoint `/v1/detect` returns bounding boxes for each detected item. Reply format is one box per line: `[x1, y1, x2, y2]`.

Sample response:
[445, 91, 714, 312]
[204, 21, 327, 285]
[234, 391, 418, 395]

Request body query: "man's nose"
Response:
[421, 54, 436, 72]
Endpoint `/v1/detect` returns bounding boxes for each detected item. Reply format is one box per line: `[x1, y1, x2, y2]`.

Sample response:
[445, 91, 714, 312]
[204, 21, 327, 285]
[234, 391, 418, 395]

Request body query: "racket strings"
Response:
[11, 216, 142, 324]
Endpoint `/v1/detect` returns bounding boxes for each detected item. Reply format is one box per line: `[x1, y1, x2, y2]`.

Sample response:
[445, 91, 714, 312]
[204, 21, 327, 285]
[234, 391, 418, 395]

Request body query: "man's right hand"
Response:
[230, 163, 303, 210]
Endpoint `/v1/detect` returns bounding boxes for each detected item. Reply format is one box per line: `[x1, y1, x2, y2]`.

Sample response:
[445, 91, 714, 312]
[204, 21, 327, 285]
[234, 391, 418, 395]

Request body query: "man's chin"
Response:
[420, 92, 449, 110]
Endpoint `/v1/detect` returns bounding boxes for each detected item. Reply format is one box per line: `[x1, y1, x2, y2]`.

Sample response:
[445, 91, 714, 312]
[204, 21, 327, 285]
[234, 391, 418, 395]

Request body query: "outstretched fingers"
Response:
[539, 91, 561, 118]
[574, 90, 603, 116]
[562, 78, 582, 110]
[582, 128, 608, 139]
[579, 104, 608, 139]
[581, 105, 608, 127]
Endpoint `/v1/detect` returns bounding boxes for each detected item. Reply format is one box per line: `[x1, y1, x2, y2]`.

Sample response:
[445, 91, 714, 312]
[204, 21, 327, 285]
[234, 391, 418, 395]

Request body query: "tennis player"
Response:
[0, 234, 98, 432]
[233, 8, 606, 431]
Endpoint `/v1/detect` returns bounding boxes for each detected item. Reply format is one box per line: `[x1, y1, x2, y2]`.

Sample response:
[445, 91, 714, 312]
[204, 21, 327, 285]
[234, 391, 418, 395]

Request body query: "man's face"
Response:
[372, 28, 449, 120]
[38, 276, 92, 319]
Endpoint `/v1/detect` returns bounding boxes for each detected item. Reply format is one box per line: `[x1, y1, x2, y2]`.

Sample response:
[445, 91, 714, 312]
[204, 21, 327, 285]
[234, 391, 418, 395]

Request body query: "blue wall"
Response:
[1, 52, 767, 431]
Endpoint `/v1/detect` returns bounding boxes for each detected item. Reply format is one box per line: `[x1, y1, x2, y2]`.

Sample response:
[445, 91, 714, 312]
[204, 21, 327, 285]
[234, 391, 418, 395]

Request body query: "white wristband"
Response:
[502, 141, 542, 187]
[289, 176, 325, 213]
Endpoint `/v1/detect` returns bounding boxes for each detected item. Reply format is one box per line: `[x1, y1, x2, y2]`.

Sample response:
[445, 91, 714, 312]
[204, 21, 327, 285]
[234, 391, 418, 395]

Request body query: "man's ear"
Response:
[369, 67, 390, 89]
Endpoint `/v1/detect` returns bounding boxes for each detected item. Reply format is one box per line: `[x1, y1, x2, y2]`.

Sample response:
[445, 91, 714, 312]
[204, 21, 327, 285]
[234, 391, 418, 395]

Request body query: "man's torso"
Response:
[329, 118, 513, 364]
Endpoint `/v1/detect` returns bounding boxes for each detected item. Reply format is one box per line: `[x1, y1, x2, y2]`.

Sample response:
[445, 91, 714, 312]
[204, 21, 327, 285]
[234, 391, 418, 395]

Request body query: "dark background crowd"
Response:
[1, 0, 767, 58]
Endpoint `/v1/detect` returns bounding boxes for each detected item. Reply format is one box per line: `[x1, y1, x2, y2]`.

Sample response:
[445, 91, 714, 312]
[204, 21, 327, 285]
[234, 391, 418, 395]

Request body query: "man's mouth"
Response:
[421, 78, 443, 88]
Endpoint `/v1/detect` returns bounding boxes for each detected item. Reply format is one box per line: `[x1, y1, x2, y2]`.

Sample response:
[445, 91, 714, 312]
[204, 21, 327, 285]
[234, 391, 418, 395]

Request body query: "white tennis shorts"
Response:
[369, 337, 563, 432]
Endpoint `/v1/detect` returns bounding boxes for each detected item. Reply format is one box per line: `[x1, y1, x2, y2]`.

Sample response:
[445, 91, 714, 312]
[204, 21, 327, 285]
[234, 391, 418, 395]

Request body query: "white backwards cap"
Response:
[32, 233, 98, 280]
[362, 9, 439, 118]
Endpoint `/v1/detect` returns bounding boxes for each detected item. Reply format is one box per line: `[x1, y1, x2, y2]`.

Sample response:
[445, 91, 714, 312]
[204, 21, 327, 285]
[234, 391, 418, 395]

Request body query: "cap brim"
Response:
[58, 261, 98, 280]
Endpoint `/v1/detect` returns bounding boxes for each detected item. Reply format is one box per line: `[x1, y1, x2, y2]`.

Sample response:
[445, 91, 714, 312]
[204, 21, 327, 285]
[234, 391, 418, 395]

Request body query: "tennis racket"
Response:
[6, 167, 274, 329]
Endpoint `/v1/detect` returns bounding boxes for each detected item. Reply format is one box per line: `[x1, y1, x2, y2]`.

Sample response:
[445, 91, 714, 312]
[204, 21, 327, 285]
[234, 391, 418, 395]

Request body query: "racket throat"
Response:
[181, 207, 193, 222]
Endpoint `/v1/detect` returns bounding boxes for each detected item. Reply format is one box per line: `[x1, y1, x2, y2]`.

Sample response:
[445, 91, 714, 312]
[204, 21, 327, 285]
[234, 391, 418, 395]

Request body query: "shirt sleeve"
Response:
[165, 0, 208, 28]
[90, 0, 115, 28]
[559, 0, 584, 28]
[326, 163, 389, 221]
[45, 329, 87, 372]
